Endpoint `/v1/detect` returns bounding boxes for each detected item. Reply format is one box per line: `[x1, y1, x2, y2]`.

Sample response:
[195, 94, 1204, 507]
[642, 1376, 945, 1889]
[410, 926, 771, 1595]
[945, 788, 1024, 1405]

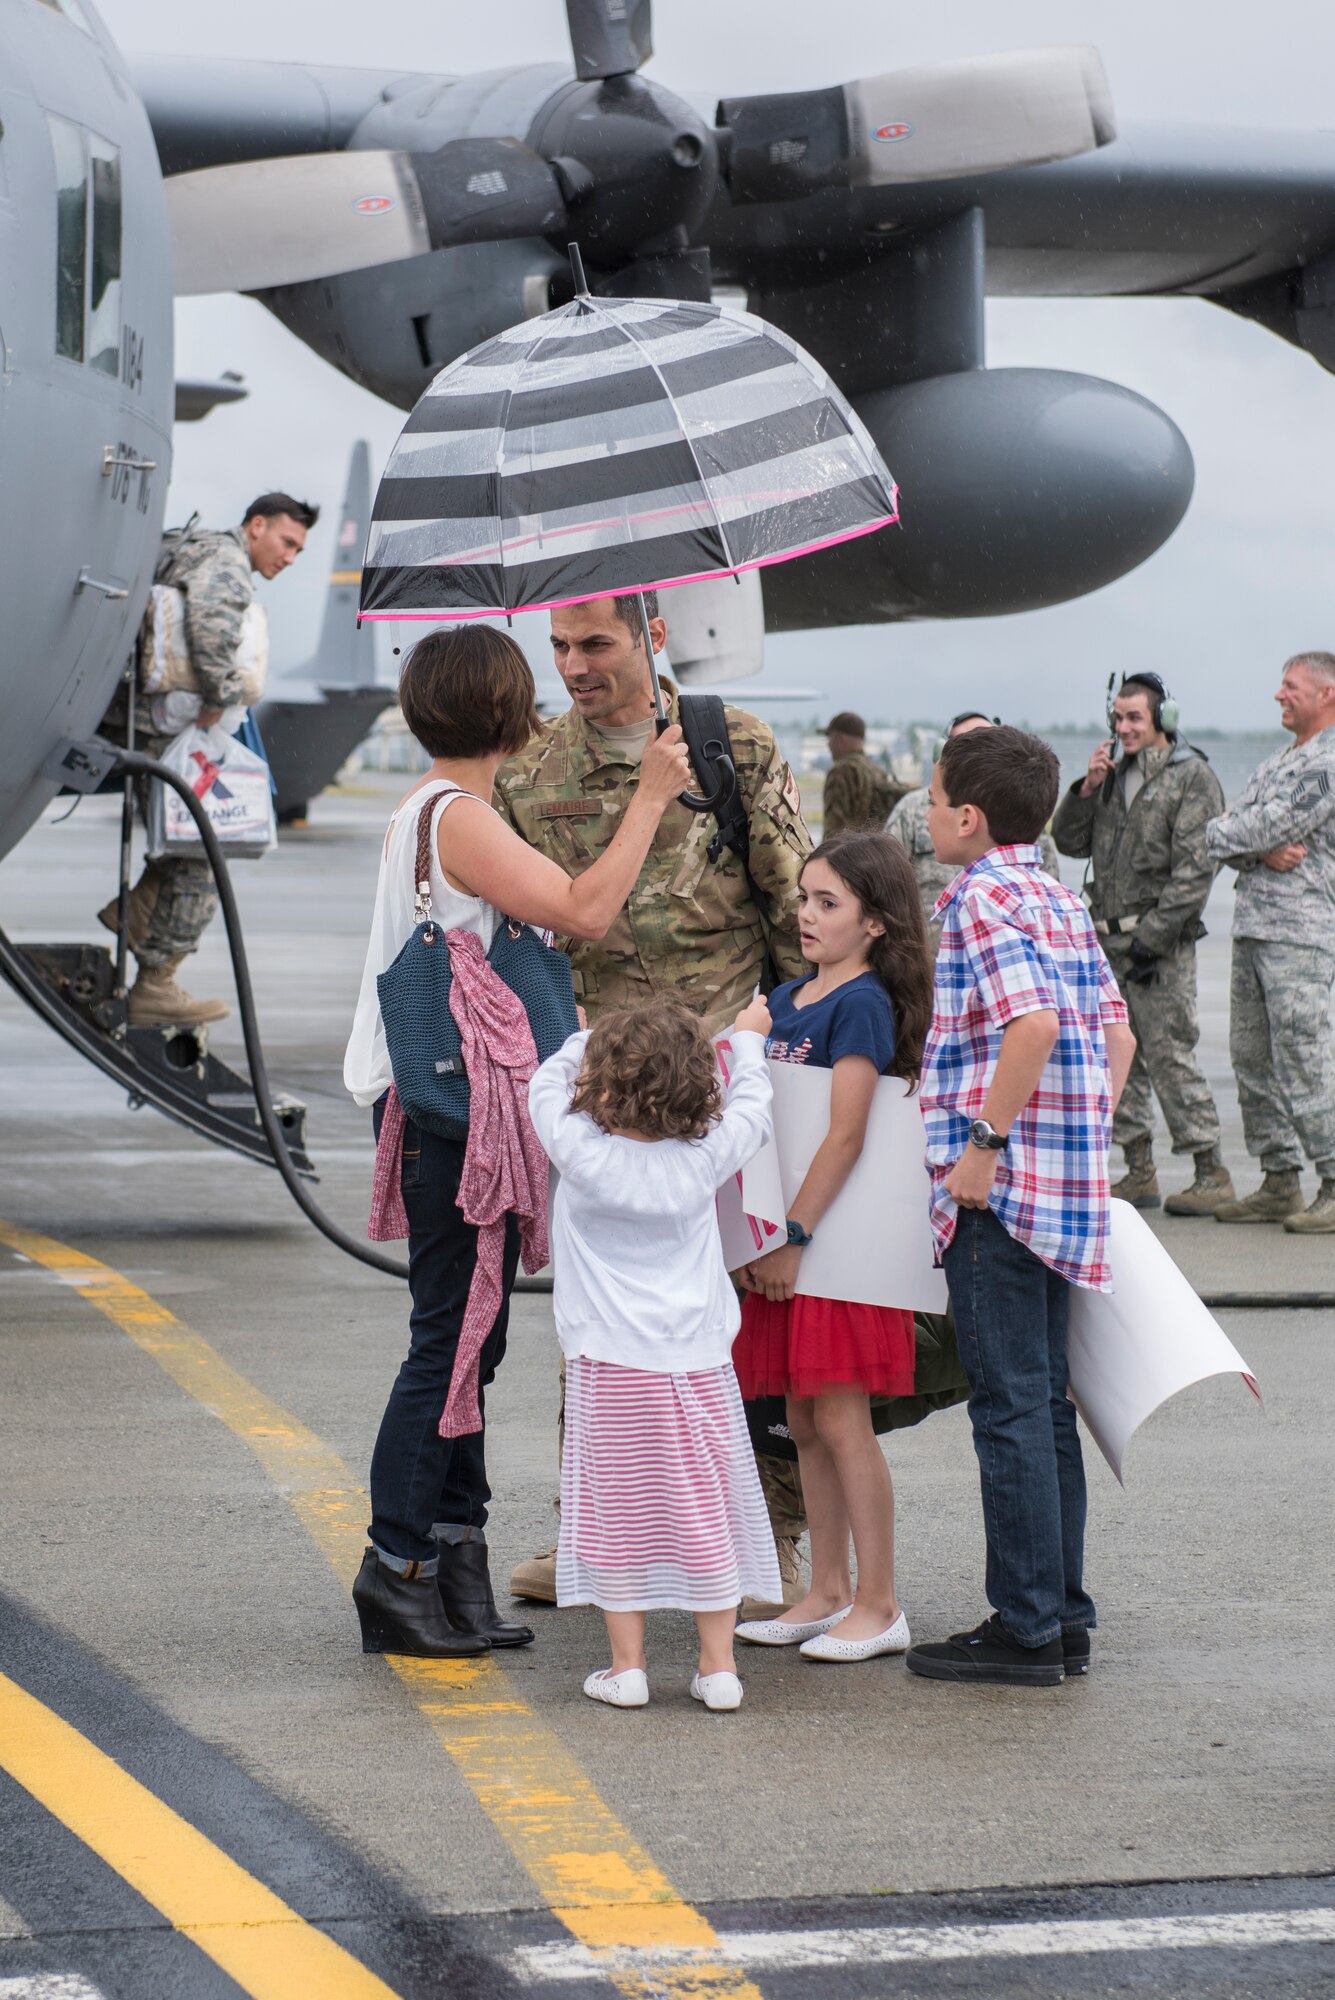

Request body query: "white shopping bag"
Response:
[147, 724, 277, 861]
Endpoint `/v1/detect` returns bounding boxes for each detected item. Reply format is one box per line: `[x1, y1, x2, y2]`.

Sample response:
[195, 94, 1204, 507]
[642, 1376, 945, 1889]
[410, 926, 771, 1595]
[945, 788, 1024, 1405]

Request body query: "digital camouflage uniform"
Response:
[495, 679, 810, 1033]
[1052, 741, 1225, 1155]
[1206, 730, 1335, 1178]
[889, 787, 1060, 940]
[822, 750, 908, 837]
[496, 679, 812, 1584]
[103, 523, 256, 968]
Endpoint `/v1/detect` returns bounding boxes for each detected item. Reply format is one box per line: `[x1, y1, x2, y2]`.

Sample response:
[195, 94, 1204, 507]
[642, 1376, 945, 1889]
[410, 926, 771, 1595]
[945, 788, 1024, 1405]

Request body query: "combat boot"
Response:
[127, 957, 228, 1027]
[1110, 1135, 1160, 1209]
[739, 1535, 805, 1622]
[1163, 1148, 1236, 1217]
[97, 869, 160, 952]
[509, 1544, 558, 1605]
[1282, 1180, 1335, 1234]
[1213, 1170, 1303, 1224]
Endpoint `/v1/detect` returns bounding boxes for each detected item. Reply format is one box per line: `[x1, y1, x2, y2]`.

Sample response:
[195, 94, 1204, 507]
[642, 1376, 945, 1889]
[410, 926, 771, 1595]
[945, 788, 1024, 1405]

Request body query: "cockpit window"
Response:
[47, 115, 121, 372]
[49, 114, 86, 362]
[88, 134, 122, 375]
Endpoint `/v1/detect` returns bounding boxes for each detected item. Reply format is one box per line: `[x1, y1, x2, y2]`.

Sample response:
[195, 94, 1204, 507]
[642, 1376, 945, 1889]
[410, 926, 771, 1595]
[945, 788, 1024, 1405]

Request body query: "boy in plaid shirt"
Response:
[907, 727, 1136, 1687]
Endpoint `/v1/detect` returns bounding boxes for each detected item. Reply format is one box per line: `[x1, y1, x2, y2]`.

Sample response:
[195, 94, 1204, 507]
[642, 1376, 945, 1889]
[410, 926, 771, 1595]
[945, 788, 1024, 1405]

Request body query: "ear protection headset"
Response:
[1108, 672, 1181, 737]
[931, 711, 1002, 762]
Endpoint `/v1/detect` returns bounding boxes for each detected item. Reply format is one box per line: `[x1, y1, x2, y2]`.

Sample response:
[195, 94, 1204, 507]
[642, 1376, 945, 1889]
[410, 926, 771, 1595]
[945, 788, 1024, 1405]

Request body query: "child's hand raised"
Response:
[734, 994, 771, 1038]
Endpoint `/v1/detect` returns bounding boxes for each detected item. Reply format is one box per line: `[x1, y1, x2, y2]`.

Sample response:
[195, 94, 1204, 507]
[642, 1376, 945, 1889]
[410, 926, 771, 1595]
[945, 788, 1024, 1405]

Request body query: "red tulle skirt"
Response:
[733, 1292, 916, 1401]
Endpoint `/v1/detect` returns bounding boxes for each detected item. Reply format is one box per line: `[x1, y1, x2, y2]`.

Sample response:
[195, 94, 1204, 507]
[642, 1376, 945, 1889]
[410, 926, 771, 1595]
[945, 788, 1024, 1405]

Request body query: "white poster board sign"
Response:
[715, 1048, 947, 1313]
[1067, 1199, 1261, 1484]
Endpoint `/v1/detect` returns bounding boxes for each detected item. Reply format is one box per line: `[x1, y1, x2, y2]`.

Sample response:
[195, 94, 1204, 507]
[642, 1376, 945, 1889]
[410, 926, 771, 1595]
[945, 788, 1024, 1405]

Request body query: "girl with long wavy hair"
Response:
[732, 832, 934, 1664]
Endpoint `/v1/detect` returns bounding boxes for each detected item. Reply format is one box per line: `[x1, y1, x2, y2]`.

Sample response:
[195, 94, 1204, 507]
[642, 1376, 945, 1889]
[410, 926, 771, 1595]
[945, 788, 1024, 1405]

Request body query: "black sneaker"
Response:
[906, 1615, 1064, 1687]
[1062, 1628, 1091, 1677]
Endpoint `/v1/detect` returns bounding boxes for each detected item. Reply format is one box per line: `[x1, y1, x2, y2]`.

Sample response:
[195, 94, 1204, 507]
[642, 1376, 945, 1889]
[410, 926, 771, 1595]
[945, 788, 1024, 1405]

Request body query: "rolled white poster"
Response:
[1067, 1199, 1261, 1483]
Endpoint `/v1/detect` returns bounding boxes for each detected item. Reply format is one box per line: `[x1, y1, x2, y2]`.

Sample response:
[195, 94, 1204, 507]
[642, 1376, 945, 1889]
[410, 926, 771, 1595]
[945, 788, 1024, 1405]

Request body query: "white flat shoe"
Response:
[691, 1671, 743, 1711]
[735, 1606, 852, 1646]
[799, 1610, 911, 1662]
[583, 1667, 648, 1707]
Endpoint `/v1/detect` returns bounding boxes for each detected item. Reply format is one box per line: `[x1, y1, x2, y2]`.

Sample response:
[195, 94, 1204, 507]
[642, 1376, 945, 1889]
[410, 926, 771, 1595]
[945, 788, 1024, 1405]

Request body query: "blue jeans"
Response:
[368, 1105, 520, 1572]
[943, 1206, 1096, 1647]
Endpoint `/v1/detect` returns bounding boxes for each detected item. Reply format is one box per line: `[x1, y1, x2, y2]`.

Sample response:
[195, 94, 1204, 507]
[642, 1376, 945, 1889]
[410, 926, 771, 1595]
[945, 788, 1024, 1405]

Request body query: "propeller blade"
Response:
[565, 0, 652, 81]
[720, 45, 1115, 205]
[166, 140, 568, 296]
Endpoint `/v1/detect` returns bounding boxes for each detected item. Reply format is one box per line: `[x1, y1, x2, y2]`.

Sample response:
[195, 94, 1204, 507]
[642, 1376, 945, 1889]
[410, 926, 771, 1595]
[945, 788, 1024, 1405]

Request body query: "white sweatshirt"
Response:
[527, 1029, 773, 1373]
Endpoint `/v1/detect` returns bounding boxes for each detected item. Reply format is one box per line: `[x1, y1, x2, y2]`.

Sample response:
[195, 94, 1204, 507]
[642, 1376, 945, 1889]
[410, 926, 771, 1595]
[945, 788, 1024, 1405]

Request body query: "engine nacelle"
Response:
[663, 571, 765, 685]
[761, 366, 1194, 629]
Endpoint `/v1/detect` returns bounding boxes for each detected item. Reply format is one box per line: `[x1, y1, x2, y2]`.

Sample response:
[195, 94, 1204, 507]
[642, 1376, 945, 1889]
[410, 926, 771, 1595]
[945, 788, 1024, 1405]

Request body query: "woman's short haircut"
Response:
[398, 625, 539, 760]
[938, 725, 1060, 846]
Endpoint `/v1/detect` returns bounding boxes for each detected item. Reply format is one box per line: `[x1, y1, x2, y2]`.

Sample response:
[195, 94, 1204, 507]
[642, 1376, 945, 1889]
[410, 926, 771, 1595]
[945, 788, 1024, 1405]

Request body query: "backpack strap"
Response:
[678, 692, 750, 865]
[677, 692, 777, 993]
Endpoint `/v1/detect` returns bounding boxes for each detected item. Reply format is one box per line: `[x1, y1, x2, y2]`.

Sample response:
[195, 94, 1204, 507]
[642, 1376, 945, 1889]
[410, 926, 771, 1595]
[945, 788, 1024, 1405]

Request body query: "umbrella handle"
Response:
[654, 715, 735, 815]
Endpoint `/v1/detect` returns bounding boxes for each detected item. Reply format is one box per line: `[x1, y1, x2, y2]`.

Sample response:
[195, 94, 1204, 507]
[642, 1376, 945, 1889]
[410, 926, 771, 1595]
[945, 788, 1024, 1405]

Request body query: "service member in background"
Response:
[495, 590, 812, 1613]
[1052, 673, 1232, 1215]
[99, 492, 318, 1026]
[890, 712, 1060, 941]
[1206, 651, 1335, 1233]
[821, 710, 908, 835]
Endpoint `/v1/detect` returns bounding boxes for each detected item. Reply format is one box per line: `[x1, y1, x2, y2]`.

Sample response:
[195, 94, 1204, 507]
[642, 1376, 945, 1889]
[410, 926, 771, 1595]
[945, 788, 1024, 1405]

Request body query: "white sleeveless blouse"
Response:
[343, 781, 501, 1109]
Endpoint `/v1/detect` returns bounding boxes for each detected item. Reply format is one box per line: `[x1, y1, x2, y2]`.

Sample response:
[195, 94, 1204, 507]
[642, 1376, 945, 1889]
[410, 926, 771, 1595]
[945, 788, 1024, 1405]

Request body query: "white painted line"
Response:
[0, 1977, 108, 1999]
[508, 1905, 1335, 1980]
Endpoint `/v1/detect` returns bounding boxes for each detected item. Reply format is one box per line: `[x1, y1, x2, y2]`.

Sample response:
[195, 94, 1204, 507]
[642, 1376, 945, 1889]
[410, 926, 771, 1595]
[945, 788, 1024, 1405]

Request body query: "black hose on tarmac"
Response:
[112, 749, 408, 1283]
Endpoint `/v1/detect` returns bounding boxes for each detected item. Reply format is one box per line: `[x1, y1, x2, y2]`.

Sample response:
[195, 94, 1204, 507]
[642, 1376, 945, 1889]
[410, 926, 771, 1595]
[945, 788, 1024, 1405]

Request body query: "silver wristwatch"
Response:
[968, 1118, 1008, 1151]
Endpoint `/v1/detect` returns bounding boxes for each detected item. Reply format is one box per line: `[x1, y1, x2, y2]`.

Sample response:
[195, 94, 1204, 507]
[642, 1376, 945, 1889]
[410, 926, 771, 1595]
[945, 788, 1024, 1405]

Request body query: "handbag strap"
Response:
[413, 794, 439, 927]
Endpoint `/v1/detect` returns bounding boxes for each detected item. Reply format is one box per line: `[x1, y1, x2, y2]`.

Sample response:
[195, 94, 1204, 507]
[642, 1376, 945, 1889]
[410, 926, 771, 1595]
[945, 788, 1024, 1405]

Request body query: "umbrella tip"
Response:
[567, 242, 590, 298]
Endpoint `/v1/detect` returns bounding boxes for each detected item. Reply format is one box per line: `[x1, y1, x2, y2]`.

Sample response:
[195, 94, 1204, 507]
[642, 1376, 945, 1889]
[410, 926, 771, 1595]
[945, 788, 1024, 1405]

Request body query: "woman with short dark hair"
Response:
[345, 625, 691, 1658]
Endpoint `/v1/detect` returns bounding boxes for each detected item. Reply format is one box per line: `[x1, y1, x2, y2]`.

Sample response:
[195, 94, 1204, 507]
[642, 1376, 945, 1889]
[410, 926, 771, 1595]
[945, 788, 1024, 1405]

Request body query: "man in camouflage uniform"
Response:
[890, 711, 1059, 942]
[1052, 673, 1232, 1215]
[495, 591, 811, 1612]
[1206, 651, 1335, 1233]
[99, 493, 317, 1026]
[821, 710, 908, 835]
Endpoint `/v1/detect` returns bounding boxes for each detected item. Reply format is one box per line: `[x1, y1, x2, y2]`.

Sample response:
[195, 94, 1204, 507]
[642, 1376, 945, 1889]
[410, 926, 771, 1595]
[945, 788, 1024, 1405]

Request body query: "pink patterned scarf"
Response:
[367, 929, 550, 1439]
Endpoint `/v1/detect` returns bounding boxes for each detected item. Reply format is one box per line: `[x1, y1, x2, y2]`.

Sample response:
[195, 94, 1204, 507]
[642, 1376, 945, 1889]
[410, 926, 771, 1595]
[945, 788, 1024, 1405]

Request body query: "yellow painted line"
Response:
[0, 1669, 399, 2000]
[329, 569, 362, 585]
[0, 1221, 765, 2000]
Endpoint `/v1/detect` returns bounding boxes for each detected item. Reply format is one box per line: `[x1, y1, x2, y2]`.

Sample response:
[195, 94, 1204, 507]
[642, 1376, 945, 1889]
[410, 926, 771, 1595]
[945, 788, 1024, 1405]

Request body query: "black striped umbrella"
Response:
[359, 283, 898, 626]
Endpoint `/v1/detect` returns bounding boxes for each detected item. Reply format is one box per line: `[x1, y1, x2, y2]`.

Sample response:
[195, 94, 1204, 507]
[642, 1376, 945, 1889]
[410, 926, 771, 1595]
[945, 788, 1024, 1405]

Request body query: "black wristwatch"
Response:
[785, 1218, 814, 1248]
[968, 1119, 1008, 1152]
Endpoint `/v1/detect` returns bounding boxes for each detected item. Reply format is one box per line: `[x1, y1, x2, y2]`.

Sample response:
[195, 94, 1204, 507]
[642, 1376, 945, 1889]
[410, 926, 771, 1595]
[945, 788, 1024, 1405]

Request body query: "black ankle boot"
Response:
[436, 1533, 535, 1648]
[352, 1548, 490, 1657]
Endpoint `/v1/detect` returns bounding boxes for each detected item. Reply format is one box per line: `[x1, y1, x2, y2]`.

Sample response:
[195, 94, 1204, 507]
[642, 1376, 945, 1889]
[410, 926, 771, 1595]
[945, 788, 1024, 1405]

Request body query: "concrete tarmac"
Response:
[0, 778, 1332, 1999]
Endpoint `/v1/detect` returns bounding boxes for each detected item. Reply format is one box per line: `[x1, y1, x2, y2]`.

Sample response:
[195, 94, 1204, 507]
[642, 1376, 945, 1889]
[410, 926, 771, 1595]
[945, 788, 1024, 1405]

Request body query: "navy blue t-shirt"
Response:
[765, 971, 898, 1073]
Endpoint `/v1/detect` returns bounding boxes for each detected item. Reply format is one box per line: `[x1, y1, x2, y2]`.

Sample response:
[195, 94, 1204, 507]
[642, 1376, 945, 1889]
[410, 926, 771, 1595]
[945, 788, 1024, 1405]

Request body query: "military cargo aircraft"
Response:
[3, 0, 1334, 1183]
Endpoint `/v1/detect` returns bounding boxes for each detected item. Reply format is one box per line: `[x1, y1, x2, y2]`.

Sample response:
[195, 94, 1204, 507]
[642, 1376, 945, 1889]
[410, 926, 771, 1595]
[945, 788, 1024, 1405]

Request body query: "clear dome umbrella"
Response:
[360, 248, 898, 805]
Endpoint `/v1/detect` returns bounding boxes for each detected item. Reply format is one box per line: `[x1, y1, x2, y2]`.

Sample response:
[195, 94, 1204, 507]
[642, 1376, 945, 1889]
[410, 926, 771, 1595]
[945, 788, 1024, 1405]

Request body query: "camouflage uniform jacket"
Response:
[1205, 728, 1335, 944]
[1051, 740, 1224, 956]
[889, 786, 1060, 926]
[494, 680, 811, 1034]
[822, 750, 907, 836]
[105, 522, 256, 738]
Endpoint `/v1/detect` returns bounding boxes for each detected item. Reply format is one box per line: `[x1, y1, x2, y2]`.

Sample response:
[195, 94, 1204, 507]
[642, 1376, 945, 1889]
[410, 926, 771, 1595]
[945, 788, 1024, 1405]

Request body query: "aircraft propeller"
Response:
[165, 3, 1114, 301]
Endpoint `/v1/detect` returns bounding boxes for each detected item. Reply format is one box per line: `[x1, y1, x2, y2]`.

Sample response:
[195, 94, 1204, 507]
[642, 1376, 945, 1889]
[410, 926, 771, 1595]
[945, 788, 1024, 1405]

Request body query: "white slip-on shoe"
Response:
[690, 1671, 743, 1711]
[735, 1606, 852, 1646]
[799, 1610, 911, 1662]
[583, 1667, 649, 1707]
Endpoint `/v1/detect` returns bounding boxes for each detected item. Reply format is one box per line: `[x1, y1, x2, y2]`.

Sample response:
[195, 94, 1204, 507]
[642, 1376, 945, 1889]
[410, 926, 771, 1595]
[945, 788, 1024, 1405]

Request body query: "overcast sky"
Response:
[101, 0, 1335, 731]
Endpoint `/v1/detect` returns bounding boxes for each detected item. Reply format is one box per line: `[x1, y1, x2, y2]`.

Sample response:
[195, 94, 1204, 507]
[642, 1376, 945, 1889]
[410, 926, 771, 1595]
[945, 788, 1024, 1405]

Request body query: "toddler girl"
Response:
[527, 994, 779, 1711]
[733, 833, 933, 1663]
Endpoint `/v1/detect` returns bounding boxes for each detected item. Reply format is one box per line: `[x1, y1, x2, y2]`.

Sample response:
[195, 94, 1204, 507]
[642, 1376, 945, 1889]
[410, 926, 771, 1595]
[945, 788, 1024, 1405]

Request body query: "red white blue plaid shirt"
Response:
[921, 844, 1128, 1291]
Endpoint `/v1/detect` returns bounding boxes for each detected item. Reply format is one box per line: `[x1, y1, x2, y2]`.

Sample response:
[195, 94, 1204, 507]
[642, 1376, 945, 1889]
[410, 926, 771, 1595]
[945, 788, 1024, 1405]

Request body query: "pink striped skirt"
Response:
[557, 1356, 782, 1613]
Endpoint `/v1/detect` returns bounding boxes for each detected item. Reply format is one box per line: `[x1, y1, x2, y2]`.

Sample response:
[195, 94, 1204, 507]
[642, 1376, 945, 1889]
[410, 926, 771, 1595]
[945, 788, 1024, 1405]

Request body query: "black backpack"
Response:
[678, 692, 776, 992]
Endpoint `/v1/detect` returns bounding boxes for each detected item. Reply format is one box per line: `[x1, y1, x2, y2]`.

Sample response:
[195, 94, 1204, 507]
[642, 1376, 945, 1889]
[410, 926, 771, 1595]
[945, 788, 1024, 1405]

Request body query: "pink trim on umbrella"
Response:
[360, 509, 900, 622]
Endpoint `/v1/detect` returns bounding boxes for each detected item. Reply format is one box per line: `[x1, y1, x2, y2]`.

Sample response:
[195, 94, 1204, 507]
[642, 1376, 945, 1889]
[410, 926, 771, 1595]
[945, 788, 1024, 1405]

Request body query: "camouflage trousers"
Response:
[1107, 939, 1222, 1155]
[1230, 937, 1335, 1178]
[132, 731, 219, 968]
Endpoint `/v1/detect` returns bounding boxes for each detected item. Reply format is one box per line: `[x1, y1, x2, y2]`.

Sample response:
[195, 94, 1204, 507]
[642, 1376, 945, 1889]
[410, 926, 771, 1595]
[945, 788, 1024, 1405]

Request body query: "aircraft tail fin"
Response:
[314, 439, 377, 690]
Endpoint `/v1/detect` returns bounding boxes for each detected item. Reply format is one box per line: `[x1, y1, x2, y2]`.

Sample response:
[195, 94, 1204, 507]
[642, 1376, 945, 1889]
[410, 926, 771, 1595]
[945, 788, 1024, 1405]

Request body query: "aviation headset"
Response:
[931, 710, 1002, 761]
[1107, 671, 1181, 738]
